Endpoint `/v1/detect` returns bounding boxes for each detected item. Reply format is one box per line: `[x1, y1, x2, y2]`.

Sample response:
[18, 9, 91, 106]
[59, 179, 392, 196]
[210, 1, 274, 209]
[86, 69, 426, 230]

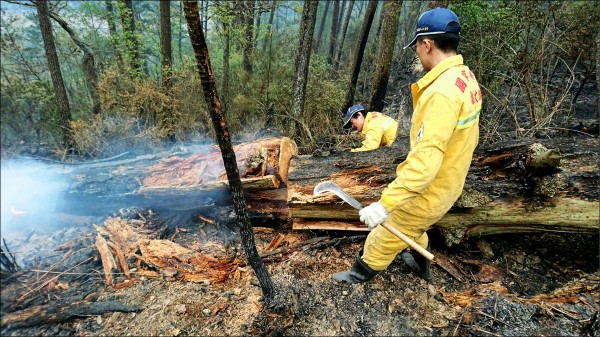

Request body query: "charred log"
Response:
[1, 300, 140, 329]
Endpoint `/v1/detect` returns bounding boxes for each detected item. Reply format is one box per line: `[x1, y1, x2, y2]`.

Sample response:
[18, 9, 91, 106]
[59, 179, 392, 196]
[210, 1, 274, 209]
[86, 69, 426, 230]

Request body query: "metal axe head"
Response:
[313, 181, 364, 210]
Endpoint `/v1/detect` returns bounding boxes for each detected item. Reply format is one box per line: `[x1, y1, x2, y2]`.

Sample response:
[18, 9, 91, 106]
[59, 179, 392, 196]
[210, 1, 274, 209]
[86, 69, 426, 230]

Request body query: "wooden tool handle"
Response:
[380, 222, 434, 261]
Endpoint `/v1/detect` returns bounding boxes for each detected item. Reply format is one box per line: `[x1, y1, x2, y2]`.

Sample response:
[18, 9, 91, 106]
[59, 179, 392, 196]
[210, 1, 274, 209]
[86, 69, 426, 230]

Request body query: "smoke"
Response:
[0, 159, 69, 237]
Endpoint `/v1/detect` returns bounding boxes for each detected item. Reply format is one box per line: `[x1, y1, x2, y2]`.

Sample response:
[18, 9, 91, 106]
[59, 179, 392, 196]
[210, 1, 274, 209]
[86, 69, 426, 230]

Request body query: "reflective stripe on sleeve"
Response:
[383, 117, 394, 131]
[456, 109, 480, 129]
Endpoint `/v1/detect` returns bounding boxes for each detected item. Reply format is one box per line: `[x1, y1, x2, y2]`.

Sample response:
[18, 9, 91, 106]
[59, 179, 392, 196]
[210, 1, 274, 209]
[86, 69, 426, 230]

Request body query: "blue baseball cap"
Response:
[403, 8, 461, 49]
[342, 105, 364, 129]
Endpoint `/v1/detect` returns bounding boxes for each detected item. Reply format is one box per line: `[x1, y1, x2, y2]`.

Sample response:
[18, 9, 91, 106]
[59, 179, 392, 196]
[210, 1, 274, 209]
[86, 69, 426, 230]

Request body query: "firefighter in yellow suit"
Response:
[334, 8, 482, 283]
[342, 105, 398, 152]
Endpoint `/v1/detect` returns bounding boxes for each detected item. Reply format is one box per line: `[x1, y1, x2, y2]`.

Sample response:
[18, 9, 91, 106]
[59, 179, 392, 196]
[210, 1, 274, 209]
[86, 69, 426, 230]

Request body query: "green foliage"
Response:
[452, 0, 598, 140]
[0, 77, 61, 153]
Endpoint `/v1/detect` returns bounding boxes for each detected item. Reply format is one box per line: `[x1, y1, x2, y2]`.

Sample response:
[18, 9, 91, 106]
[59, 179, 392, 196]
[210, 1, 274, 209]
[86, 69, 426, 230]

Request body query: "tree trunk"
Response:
[160, 0, 172, 90]
[242, 0, 254, 74]
[287, 137, 599, 245]
[327, 0, 340, 65]
[222, 11, 231, 114]
[254, 0, 262, 49]
[375, 2, 385, 38]
[117, 0, 143, 77]
[313, 0, 330, 53]
[182, 0, 275, 304]
[342, 0, 377, 114]
[334, 0, 354, 70]
[368, 0, 402, 112]
[104, 0, 123, 71]
[34, 0, 73, 150]
[289, 1, 318, 142]
[596, 22, 600, 121]
[32, 7, 101, 116]
[262, 0, 277, 52]
[337, 0, 346, 36]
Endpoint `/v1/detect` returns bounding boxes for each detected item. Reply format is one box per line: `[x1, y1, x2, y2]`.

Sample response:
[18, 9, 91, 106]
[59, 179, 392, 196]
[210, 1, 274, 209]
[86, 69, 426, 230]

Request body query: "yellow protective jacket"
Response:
[350, 111, 398, 152]
[380, 55, 481, 236]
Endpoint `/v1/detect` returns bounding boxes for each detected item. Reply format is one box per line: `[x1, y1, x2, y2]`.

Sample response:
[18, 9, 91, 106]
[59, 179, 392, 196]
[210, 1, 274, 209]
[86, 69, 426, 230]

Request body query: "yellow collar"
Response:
[414, 55, 464, 91]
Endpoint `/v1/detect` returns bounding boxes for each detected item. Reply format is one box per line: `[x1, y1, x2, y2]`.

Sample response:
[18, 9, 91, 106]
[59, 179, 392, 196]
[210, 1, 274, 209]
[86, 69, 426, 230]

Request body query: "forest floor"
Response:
[1, 207, 598, 337]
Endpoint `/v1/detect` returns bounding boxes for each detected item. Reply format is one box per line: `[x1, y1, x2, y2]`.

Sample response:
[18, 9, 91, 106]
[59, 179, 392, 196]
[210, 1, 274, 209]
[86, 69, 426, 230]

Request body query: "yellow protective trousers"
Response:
[362, 224, 429, 271]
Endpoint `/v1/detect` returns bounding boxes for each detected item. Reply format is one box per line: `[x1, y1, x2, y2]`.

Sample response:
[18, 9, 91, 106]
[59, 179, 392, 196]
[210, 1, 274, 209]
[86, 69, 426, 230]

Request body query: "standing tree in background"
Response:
[342, 0, 377, 114]
[334, 0, 354, 70]
[242, 0, 254, 74]
[368, 0, 402, 112]
[160, 0, 172, 90]
[289, 1, 318, 142]
[262, 0, 277, 52]
[182, 0, 276, 305]
[104, 0, 123, 71]
[313, 0, 330, 53]
[34, 0, 73, 150]
[117, 0, 143, 77]
[327, 0, 340, 65]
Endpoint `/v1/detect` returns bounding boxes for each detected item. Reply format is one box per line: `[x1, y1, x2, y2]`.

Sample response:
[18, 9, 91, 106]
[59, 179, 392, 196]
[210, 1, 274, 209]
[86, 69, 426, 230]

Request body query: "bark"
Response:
[95, 233, 117, 286]
[597, 25, 600, 121]
[160, 0, 172, 90]
[117, 0, 143, 76]
[1, 300, 140, 329]
[334, 0, 354, 70]
[287, 137, 599, 245]
[104, 0, 123, 70]
[337, 0, 346, 36]
[289, 0, 318, 142]
[242, 0, 254, 74]
[342, 0, 377, 114]
[34, 0, 73, 149]
[368, 0, 402, 112]
[313, 0, 330, 53]
[428, 0, 449, 9]
[327, 0, 340, 65]
[183, 0, 275, 304]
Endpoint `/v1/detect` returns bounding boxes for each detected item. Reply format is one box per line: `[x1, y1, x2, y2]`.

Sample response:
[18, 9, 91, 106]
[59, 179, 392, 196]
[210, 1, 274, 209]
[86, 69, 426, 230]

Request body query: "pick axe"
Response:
[313, 181, 434, 261]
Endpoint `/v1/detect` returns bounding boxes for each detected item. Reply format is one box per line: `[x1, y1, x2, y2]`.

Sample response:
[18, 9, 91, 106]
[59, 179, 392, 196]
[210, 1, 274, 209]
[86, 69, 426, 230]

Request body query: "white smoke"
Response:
[0, 159, 69, 237]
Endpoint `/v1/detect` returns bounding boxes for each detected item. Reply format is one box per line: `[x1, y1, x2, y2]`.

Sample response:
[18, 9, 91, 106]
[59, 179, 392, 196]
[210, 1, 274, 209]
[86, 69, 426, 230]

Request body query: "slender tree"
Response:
[337, 0, 346, 35]
[34, 0, 73, 150]
[117, 0, 143, 76]
[289, 1, 318, 141]
[342, 0, 377, 113]
[327, 0, 340, 65]
[242, 0, 254, 74]
[313, 0, 330, 53]
[597, 26, 600, 120]
[262, 0, 277, 52]
[104, 0, 123, 70]
[369, 0, 402, 112]
[160, 0, 172, 90]
[182, 0, 276, 304]
[334, 0, 354, 70]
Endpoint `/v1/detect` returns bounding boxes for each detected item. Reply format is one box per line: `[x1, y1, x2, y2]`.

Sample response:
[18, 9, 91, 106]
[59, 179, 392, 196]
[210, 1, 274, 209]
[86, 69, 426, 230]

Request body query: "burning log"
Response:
[1, 300, 140, 329]
[287, 137, 599, 245]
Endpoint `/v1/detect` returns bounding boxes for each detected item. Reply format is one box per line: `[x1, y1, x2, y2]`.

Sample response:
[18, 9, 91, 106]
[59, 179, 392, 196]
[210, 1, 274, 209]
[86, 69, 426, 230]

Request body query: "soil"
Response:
[1, 208, 598, 337]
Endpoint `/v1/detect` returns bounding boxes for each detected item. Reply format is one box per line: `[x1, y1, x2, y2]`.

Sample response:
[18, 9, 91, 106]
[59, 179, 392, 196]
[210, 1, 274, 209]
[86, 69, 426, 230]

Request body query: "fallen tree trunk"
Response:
[287, 137, 599, 245]
[53, 137, 297, 221]
[1, 300, 140, 329]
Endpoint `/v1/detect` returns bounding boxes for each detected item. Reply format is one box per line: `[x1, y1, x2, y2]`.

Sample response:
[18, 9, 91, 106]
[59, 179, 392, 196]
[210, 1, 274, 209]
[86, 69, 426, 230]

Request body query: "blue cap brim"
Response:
[342, 116, 353, 129]
[403, 35, 418, 50]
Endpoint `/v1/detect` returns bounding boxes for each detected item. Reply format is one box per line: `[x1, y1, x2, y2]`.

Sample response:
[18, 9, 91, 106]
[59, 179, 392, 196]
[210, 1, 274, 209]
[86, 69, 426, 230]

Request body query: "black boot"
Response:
[401, 246, 432, 282]
[332, 251, 379, 284]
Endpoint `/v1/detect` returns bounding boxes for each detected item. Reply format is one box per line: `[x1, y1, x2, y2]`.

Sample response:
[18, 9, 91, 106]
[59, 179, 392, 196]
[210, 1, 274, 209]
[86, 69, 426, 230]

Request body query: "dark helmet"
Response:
[343, 105, 365, 129]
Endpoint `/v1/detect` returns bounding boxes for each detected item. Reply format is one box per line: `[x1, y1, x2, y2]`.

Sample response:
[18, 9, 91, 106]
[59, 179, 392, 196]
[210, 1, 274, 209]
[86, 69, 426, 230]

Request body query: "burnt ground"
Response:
[1, 208, 598, 337]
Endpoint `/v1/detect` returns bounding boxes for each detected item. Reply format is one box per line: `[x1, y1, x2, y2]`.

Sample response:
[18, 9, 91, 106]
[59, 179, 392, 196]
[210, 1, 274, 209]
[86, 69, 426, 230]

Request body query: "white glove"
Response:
[359, 201, 389, 230]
